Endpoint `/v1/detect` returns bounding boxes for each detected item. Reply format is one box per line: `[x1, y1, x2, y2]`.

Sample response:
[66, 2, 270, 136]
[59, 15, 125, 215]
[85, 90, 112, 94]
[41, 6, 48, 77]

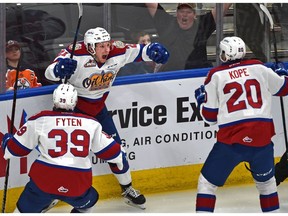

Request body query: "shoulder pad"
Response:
[68, 42, 83, 51]
[67, 41, 89, 55]
[113, 40, 125, 48]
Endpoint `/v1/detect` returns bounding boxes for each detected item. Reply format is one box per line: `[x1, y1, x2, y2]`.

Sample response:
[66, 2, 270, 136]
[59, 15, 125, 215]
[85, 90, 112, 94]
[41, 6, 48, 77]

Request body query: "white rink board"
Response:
[0, 76, 287, 189]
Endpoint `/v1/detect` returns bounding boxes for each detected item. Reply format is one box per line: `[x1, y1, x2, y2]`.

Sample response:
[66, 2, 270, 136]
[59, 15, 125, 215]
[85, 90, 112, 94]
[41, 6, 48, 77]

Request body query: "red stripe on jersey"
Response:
[6, 137, 31, 157]
[275, 77, 288, 96]
[107, 41, 127, 59]
[260, 192, 279, 212]
[95, 141, 121, 160]
[202, 106, 218, 122]
[196, 193, 216, 212]
[29, 160, 92, 197]
[76, 93, 109, 117]
[20, 157, 27, 174]
[205, 59, 264, 85]
[217, 120, 275, 147]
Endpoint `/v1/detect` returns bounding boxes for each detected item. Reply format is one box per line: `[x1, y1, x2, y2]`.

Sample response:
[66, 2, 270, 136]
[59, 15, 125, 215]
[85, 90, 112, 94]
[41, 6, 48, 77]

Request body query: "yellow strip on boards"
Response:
[0, 158, 281, 212]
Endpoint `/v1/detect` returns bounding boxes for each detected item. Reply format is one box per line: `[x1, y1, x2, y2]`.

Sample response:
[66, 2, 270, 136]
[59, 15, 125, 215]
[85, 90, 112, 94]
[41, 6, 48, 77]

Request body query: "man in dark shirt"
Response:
[145, 3, 231, 72]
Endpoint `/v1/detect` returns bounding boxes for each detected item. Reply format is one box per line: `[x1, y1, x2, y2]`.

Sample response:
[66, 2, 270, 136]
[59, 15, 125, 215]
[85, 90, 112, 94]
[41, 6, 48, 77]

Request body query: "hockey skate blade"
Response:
[124, 198, 146, 210]
[41, 199, 59, 213]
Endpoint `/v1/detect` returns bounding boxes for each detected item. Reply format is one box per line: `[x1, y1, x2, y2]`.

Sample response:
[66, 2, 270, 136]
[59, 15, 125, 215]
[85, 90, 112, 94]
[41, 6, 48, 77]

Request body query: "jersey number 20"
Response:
[224, 79, 263, 113]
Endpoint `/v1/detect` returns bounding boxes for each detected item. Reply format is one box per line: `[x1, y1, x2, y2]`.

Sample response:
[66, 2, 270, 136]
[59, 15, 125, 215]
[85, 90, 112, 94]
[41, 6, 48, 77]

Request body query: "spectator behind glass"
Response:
[145, 3, 232, 72]
[118, 31, 157, 76]
[6, 40, 42, 91]
[137, 31, 151, 44]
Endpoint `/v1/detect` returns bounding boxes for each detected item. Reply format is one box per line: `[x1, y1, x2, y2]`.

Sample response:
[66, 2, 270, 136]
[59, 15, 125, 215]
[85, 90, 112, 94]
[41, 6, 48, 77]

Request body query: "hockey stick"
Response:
[1, 52, 22, 213]
[64, 3, 83, 84]
[259, 4, 288, 154]
[259, 4, 279, 62]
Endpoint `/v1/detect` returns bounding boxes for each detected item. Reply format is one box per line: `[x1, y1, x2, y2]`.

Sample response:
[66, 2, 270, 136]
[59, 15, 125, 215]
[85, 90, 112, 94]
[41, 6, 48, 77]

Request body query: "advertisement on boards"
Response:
[0, 75, 287, 189]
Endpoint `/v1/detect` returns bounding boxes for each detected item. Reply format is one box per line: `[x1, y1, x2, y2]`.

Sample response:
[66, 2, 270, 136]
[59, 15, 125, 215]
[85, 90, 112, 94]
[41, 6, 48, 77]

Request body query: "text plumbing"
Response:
[109, 97, 203, 128]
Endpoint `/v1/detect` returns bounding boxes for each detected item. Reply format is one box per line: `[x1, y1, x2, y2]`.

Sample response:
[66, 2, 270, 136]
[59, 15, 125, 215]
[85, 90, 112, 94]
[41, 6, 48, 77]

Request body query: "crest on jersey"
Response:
[243, 136, 253, 143]
[84, 59, 97, 67]
[68, 43, 82, 51]
[58, 186, 69, 193]
[114, 41, 125, 48]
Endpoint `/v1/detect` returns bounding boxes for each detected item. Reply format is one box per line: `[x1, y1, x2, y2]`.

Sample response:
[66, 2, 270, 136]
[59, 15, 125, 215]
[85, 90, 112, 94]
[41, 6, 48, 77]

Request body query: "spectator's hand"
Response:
[1, 133, 12, 153]
[146, 43, 169, 64]
[194, 85, 206, 109]
[53, 58, 77, 79]
[272, 62, 288, 76]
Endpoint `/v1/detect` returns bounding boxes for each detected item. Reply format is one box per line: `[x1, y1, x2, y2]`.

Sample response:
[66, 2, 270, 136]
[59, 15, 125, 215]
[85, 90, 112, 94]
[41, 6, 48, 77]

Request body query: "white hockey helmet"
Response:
[53, 84, 78, 111]
[84, 27, 111, 55]
[219, 36, 246, 62]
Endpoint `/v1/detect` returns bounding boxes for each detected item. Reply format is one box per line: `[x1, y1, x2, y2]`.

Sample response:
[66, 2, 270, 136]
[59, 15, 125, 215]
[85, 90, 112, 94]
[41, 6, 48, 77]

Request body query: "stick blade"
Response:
[259, 4, 274, 29]
[77, 3, 83, 18]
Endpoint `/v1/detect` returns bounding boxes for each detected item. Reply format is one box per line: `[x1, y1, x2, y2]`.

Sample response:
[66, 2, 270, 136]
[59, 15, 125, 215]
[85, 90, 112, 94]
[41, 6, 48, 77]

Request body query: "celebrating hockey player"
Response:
[194, 36, 288, 212]
[1, 84, 129, 213]
[45, 27, 169, 209]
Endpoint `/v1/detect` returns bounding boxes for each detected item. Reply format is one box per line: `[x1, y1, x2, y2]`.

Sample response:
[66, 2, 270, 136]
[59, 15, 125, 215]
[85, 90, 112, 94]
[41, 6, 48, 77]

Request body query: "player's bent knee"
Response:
[88, 187, 99, 206]
[108, 152, 130, 174]
[255, 177, 277, 195]
[197, 173, 218, 194]
[72, 187, 99, 213]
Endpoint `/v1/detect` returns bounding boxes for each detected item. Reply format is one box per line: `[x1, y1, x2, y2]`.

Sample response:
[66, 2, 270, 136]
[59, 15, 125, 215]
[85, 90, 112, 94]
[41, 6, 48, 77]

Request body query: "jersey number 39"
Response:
[48, 129, 90, 158]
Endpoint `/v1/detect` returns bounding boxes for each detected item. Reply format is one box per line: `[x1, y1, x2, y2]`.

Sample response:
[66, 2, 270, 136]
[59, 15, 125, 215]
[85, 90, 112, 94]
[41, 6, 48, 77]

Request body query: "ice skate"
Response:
[41, 199, 59, 213]
[121, 185, 146, 210]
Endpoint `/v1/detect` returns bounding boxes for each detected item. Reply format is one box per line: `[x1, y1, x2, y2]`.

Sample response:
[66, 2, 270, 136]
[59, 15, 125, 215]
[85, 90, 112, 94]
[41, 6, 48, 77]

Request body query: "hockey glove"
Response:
[194, 85, 206, 109]
[53, 58, 77, 79]
[146, 43, 169, 64]
[272, 62, 288, 76]
[1, 133, 13, 153]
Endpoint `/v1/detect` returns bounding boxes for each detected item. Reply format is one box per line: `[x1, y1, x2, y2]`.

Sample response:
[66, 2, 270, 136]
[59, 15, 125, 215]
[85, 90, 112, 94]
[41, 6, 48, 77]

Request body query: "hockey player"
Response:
[194, 36, 288, 213]
[1, 84, 128, 213]
[45, 27, 169, 209]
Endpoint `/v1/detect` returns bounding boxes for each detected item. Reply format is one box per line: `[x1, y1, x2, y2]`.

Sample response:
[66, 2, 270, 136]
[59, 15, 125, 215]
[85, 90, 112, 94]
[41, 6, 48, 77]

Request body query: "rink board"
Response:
[0, 68, 287, 212]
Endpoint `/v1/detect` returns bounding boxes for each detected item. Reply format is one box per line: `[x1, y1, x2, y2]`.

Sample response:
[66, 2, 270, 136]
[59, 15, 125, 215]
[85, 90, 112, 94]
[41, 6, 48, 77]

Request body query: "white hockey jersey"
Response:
[45, 41, 151, 116]
[3, 110, 123, 197]
[200, 59, 288, 147]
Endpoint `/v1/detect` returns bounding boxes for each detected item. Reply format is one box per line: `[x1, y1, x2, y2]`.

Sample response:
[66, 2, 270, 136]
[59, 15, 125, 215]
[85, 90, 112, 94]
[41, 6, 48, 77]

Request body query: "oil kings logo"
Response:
[82, 70, 115, 90]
